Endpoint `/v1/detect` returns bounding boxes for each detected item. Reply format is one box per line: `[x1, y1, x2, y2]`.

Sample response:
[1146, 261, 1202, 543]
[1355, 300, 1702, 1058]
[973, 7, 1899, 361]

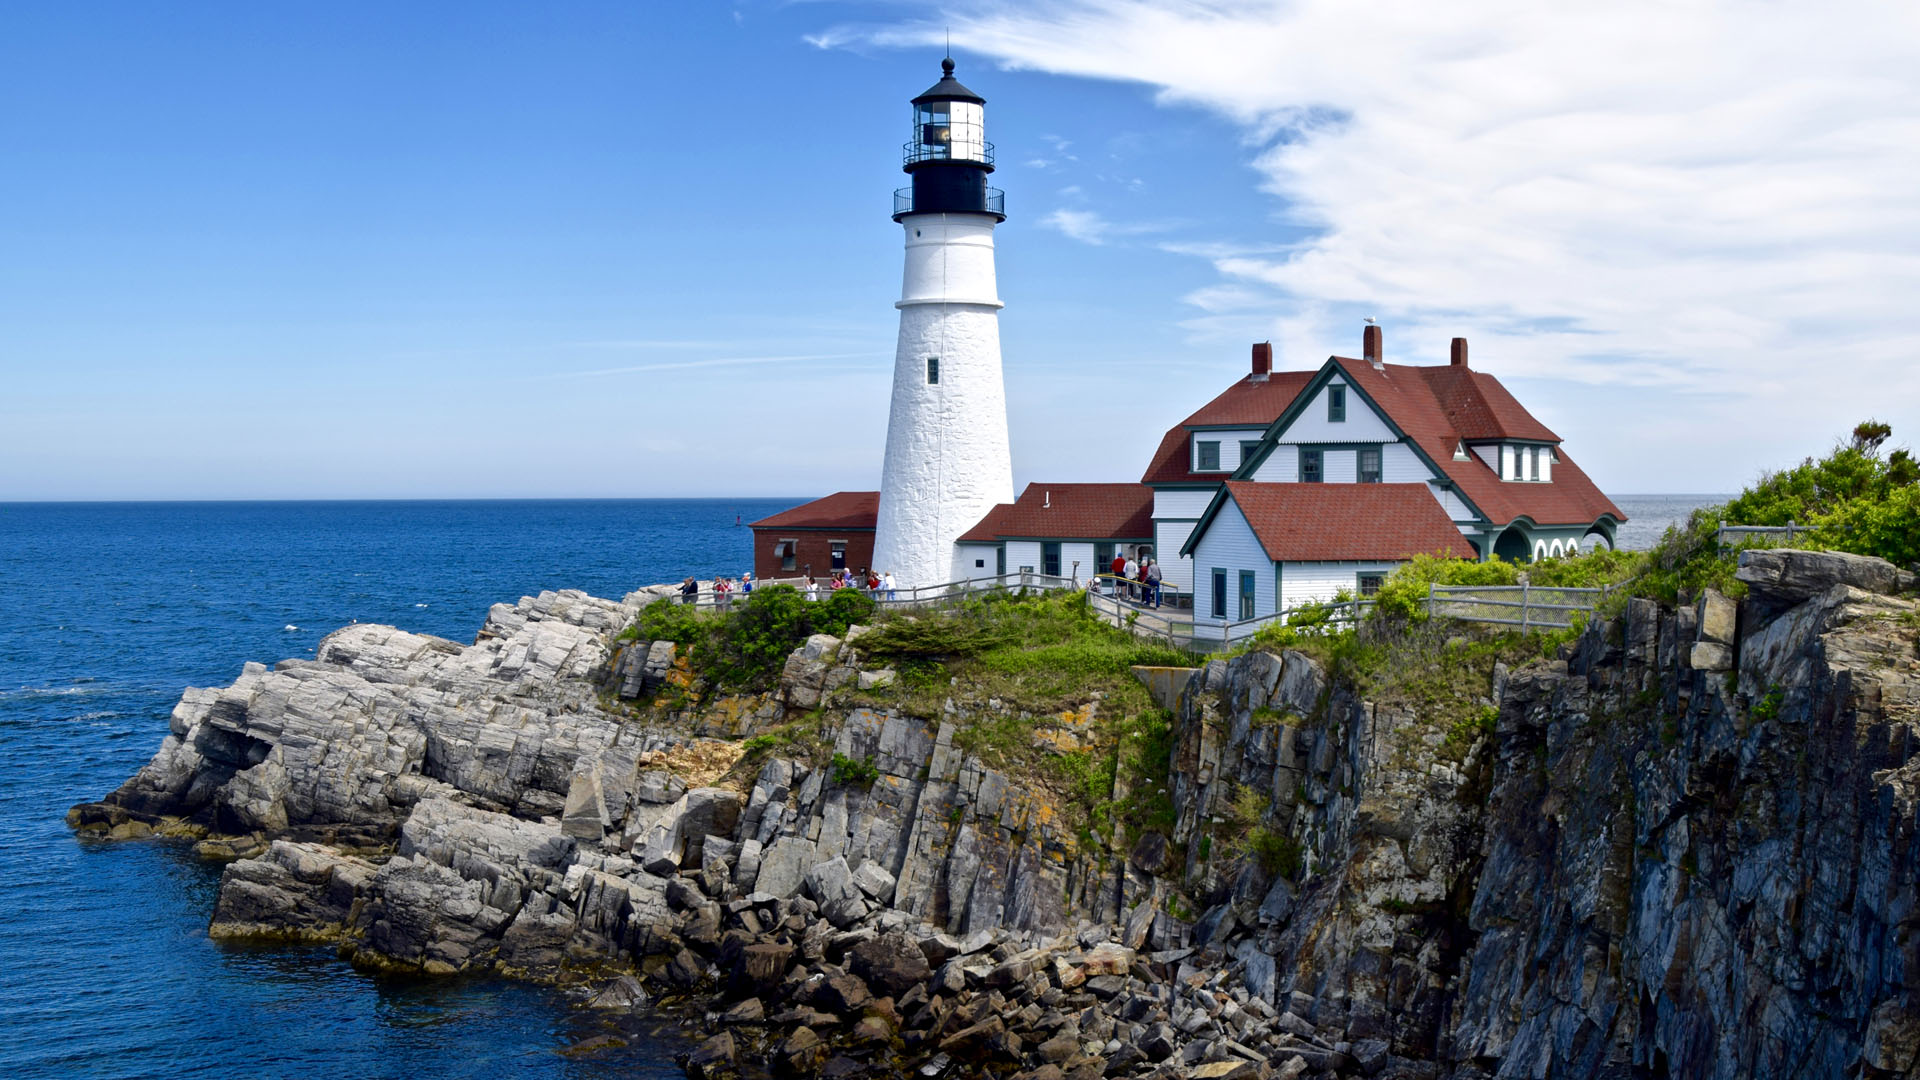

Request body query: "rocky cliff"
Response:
[70, 549, 1919, 1079]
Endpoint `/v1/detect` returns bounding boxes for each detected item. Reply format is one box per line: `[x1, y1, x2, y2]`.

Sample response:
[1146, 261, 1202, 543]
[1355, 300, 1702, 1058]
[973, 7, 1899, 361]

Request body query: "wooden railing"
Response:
[1425, 582, 1610, 632]
[1716, 521, 1804, 548]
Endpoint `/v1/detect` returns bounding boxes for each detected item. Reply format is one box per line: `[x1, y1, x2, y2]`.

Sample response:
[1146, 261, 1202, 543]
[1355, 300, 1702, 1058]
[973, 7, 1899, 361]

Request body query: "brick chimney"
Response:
[1363, 322, 1383, 368]
[1450, 337, 1469, 367]
[1251, 341, 1272, 380]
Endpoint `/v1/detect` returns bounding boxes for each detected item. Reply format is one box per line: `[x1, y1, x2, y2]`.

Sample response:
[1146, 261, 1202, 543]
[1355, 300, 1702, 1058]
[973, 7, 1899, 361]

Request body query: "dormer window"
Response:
[1454, 441, 1470, 462]
[1197, 440, 1221, 471]
[1327, 385, 1346, 422]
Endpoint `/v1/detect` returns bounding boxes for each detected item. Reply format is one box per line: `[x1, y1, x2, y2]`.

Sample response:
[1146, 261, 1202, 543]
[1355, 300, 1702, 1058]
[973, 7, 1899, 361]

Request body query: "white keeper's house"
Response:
[1143, 325, 1624, 621]
[752, 61, 1624, 613]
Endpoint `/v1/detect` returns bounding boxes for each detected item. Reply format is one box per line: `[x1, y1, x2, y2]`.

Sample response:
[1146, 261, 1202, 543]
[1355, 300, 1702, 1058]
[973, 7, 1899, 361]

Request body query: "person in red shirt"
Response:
[1109, 552, 1126, 594]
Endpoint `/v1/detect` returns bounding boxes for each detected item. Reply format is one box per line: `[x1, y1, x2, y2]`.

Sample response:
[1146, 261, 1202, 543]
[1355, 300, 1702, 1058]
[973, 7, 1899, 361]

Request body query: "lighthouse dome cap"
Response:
[911, 58, 985, 105]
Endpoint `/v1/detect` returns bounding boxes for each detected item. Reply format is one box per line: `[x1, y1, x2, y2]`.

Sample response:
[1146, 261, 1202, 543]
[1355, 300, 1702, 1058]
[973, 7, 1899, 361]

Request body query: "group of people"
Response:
[678, 569, 900, 606]
[1096, 550, 1163, 608]
[803, 568, 896, 602]
[679, 572, 758, 608]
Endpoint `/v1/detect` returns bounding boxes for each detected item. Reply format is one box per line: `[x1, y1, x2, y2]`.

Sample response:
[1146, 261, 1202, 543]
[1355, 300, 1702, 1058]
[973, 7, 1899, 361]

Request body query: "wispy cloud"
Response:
[820, 0, 1920, 411]
[1040, 207, 1176, 246]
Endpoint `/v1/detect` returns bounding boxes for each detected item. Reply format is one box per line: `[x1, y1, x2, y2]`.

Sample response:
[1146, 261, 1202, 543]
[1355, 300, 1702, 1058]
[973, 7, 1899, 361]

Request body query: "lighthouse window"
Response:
[926, 356, 939, 384]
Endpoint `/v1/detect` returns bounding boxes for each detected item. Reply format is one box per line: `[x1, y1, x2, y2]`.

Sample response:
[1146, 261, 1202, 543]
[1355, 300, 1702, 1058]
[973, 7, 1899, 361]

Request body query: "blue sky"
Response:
[5, 1, 1916, 500]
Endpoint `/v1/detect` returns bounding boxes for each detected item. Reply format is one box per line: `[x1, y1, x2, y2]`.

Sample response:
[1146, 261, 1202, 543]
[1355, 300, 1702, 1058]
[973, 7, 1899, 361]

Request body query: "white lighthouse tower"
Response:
[872, 59, 1015, 588]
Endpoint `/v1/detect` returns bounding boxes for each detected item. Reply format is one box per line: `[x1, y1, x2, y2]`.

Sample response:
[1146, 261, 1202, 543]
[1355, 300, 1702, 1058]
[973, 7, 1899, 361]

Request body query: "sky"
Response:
[4, 1, 1916, 500]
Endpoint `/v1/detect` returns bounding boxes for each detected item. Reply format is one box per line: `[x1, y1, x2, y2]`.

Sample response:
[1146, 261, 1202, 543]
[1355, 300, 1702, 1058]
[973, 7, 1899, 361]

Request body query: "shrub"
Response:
[830, 752, 880, 788]
[623, 584, 881, 693]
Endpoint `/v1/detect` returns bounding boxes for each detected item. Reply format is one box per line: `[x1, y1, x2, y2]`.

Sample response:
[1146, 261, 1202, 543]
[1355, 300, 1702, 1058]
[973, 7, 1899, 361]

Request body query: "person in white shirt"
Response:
[805, 576, 818, 602]
[882, 571, 897, 601]
[1122, 555, 1139, 601]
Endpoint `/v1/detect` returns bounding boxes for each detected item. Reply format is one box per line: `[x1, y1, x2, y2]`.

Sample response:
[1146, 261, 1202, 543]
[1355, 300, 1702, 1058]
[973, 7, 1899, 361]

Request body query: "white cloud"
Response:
[1040, 206, 1177, 245]
[815, 0, 1920, 486]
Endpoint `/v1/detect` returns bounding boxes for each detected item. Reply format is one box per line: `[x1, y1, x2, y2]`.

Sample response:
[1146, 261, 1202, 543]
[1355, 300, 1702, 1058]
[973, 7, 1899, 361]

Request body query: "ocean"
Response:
[0, 494, 1719, 1079]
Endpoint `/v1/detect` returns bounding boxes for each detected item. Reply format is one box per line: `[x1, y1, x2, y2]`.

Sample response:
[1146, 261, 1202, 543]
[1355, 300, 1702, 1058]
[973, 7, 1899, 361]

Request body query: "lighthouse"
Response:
[871, 59, 1015, 588]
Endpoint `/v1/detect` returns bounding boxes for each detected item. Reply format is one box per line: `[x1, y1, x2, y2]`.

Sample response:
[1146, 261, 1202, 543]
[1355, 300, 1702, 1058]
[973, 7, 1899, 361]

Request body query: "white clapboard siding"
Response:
[1154, 488, 1216, 519]
[1155, 522, 1197, 591]
[1382, 443, 1432, 483]
[1190, 429, 1266, 473]
[954, 544, 1000, 580]
[1005, 540, 1043, 574]
[1430, 483, 1476, 520]
[1472, 444, 1499, 471]
[1279, 381, 1397, 443]
[1279, 561, 1404, 609]
[1061, 542, 1096, 579]
[1250, 444, 1300, 482]
[1323, 449, 1357, 483]
[1190, 498, 1275, 621]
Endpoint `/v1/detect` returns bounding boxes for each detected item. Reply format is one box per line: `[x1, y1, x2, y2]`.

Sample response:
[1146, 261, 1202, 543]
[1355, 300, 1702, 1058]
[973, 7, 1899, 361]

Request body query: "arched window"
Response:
[1567, 538, 1580, 556]
[1549, 539, 1565, 558]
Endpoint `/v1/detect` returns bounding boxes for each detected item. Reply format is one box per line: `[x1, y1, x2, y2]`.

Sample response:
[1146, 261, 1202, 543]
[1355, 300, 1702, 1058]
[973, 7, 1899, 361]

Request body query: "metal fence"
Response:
[1425, 582, 1609, 632]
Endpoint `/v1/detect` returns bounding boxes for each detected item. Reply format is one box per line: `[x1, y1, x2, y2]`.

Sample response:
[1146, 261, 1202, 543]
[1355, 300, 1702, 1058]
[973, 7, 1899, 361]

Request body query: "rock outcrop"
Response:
[71, 548, 1920, 1079]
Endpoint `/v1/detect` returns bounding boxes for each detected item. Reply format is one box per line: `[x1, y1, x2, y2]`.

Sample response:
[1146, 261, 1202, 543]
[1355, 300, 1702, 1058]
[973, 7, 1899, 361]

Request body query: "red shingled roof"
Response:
[1330, 358, 1622, 527]
[956, 501, 1016, 543]
[961, 483, 1154, 541]
[1141, 372, 1313, 483]
[749, 491, 878, 531]
[1213, 482, 1477, 562]
[1416, 365, 1559, 442]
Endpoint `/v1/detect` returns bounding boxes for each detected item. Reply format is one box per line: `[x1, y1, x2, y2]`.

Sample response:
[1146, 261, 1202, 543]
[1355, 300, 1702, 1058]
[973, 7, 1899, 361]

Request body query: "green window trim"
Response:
[1239, 440, 1262, 468]
[1327, 384, 1346, 422]
[1196, 440, 1221, 471]
[1300, 447, 1324, 483]
[1274, 562, 1284, 611]
[1239, 570, 1257, 620]
[1358, 445, 1382, 484]
[1210, 568, 1228, 618]
[1357, 572, 1385, 597]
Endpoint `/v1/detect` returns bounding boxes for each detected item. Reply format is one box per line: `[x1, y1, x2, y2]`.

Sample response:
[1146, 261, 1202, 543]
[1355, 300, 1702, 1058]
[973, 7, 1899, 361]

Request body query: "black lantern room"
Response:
[893, 59, 1005, 222]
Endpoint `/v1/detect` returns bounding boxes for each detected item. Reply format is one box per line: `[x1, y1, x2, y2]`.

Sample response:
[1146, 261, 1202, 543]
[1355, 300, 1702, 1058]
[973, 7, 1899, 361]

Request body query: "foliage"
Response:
[621, 585, 878, 693]
[1751, 685, 1785, 723]
[830, 752, 880, 788]
[1371, 548, 1641, 624]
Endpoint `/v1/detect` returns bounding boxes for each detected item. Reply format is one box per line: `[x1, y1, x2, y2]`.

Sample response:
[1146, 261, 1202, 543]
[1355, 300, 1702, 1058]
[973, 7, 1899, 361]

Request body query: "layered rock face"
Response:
[1163, 549, 1919, 1079]
[71, 548, 1919, 1079]
[70, 586, 1103, 984]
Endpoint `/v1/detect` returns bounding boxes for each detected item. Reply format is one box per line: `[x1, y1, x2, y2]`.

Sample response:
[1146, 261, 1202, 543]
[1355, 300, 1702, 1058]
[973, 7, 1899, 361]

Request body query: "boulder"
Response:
[1736, 547, 1915, 607]
[685, 1031, 736, 1079]
[755, 836, 820, 898]
[849, 931, 934, 997]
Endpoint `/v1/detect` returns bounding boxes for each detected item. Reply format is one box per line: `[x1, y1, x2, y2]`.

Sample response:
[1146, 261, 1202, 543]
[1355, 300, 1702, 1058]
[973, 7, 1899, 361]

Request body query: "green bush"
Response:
[621, 584, 880, 693]
[830, 752, 879, 788]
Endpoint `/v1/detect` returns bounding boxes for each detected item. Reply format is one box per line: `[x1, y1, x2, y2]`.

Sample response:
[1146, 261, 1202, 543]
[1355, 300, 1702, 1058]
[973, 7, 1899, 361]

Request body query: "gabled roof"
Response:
[749, 492, 879, 531]
[1185, 482, 1477, 562]
[1141, 371, 1314, 483]
[1416, 365, 1559, 442]
[1324, 358, 1622, 528]
[961, 483, 1155, 542]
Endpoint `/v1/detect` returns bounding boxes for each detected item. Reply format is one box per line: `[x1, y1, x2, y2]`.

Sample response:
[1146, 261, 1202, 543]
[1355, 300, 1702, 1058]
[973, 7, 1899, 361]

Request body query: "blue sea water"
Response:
[0, 499, 799, 1080]
[0, 493, 1720, 1079]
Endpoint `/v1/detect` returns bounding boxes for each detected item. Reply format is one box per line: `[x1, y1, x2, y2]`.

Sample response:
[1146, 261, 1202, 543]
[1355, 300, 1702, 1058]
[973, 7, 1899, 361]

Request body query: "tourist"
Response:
[805, 576, 818, 602]
[866, 569, 881, 599]
[1146, 558, 1164, 608]
[714, 576, 732, 610]
[1109, 551, 1126, 593]
[1136, 559, 1151, 606]
[1123, 553, 1139, 601]
[741, 572, 753, 597]
[680, 576, 698, 605]
[883, 570, 897, 601]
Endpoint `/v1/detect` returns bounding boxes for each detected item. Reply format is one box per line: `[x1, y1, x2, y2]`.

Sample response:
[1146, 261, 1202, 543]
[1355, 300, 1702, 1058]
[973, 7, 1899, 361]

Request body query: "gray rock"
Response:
[1689, 641, 1733, 671]
[1737, 547, 1915, 606]
[754, 835, 819, 898]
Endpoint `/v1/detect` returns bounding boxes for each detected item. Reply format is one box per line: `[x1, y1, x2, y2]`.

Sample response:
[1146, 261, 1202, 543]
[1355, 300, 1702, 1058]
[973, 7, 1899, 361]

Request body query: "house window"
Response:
[1301, 448, 1324, 483]
[1197, 440, 1221, 471]
[777, 539, 798, 572]
[1094, 542, 1113, 570]
[926, 356, 939, 384]
[974, 558, 985, 568]
[1240, 440, 1262, 469]
[1042, 542, 1061, 577]
[1239, 570, 1256, 620]
[1528, 446, 1540, 481]
[1358, 446, 1382, 484]
[830, 541, 847, 570]
[1211, 569, 1227, 618]
[996, 547, 1005, 576]
[1357, 573, 1385, 597]
[1328, 385, 1346, 422]
[1274, 562, 1284, 611]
